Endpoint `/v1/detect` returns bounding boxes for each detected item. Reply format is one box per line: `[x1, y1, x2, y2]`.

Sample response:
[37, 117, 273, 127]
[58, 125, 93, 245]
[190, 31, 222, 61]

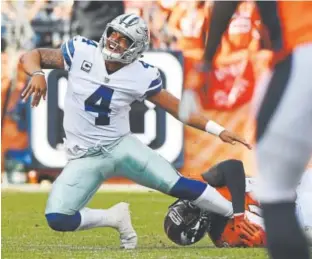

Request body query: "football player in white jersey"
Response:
[20, 14, 253, 249]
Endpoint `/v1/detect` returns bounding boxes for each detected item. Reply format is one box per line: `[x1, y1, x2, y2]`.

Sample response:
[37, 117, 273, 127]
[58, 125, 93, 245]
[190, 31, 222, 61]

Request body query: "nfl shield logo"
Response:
[104, 77, 110, 83]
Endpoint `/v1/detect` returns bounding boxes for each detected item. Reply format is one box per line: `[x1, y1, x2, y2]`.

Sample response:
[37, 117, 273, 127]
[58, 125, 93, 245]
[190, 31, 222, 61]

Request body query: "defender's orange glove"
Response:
[234, 214, 265, 247]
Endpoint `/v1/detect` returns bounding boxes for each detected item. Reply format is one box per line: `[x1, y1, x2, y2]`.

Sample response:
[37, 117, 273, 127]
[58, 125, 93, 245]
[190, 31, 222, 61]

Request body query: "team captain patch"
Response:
[81, 60, 92, 72]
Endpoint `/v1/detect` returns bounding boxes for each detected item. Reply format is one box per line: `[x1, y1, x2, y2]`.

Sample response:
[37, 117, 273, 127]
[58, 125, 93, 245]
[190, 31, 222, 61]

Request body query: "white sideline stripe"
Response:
[1, 184, 158, 193]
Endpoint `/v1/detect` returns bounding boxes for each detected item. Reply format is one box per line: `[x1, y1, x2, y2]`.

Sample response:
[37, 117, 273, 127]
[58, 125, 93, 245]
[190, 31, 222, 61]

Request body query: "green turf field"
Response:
[2, 191, 269, 259]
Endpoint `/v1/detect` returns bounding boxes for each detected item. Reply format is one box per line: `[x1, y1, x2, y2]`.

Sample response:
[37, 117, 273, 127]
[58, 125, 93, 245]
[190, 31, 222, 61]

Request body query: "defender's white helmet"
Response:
[99, 13, 150, 64]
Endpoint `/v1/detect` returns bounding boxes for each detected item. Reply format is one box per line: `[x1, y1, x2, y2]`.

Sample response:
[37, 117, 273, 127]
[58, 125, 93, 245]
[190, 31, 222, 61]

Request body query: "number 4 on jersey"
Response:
[84, 85, 114, 126]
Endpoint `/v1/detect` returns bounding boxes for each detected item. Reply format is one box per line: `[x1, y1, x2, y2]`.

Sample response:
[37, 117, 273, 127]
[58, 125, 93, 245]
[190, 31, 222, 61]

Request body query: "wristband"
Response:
[31, 70, 45, 77]
[205, 120, 225, 136]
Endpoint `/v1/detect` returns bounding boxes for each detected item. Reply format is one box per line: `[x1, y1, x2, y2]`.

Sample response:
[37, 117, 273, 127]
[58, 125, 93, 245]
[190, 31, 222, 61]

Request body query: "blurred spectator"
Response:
[1, 38, 7, 53]
[71, 1, 124, 42]
[168, 1, 212, 90]
[1, 49, 28, 173]
[214, 1, 262, 68]
[124, 0, 147, 17]
[2, 1, 18, 21]
[31, 0, 73, 47]
[148, 0, 178, 49]
[203, 1, 272, 110]
[2, 1, 34, 49]
[2, 0, 71, 49]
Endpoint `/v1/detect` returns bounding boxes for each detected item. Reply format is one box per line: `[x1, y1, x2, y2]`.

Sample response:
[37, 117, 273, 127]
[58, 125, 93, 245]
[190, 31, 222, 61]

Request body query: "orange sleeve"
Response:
[216, 186, 232, 201]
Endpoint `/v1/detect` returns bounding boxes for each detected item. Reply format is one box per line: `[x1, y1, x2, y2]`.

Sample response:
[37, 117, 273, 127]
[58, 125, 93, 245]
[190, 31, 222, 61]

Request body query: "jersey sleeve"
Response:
[60, 35, 98, 71]
[137, 68, 163, 101]
[61, 37, 76, 71]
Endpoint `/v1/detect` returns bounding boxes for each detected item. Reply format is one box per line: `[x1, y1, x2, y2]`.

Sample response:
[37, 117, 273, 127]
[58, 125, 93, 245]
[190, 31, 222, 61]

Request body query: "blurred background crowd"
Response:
[2, 0, 309, 185]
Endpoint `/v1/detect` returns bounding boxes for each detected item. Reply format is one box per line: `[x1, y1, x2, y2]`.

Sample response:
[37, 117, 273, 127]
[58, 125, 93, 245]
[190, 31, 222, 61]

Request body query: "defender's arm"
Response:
[202, 159, 246, 215]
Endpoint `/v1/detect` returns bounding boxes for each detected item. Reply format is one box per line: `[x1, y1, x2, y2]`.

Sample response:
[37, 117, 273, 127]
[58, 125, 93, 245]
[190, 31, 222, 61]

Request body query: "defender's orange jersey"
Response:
[275, 2, 312, 60]
[279, 2, 312, 50]
[216, 186, 260, 214]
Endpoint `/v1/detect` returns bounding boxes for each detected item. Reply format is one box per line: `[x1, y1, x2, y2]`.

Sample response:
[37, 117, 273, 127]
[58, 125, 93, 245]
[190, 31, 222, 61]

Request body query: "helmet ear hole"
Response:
[107, 27, 114, 37]
[125, 36, 134, 46]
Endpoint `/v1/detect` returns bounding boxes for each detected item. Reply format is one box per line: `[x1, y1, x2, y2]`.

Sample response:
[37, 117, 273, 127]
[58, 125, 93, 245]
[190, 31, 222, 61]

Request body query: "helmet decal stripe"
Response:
[119, 14, 132, 24]
[120, 14, 139, 27]
[126, 17, 139, 27]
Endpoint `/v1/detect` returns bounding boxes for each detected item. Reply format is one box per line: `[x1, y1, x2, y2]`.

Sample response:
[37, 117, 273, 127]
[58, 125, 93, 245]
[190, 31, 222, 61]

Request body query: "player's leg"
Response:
[296, 169, 312, 245]
[113, 134, 233, 217]
[255, 44, 312, 258]
[44, 151, 137, 248]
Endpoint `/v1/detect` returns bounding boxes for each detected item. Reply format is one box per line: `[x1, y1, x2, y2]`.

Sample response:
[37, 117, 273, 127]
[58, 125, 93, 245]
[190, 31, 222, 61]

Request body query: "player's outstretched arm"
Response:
[20, 48, 64, 107]
[148, 89, 252, 149]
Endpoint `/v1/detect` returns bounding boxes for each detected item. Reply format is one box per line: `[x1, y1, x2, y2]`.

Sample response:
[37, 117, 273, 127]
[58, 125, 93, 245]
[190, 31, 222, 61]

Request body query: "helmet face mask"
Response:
[105, 27, 134, 54]
[99, 14, 150, 64]
[164, 200, 211, 246]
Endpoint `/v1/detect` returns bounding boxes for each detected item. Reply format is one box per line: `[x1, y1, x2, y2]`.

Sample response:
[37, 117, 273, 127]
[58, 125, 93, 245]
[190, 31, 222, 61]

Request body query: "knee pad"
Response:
[45, 212, 81, 232]
[169, 177, 206, 200]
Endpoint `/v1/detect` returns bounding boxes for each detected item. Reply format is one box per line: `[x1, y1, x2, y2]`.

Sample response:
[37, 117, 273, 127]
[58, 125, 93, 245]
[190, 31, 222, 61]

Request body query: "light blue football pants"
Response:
[45, 134, 181, 215]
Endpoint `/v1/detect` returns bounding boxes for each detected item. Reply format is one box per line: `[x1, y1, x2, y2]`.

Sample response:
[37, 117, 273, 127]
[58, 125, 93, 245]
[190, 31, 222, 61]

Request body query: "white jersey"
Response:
[60, 36, 162, 158]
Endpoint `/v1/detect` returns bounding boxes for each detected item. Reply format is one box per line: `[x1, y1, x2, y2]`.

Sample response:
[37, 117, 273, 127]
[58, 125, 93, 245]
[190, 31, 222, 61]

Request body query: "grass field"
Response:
[2, 191, 269, 259]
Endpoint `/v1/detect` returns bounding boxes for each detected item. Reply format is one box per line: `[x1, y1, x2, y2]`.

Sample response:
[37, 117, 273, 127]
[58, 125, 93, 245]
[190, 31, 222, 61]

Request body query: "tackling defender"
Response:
[20, 14, 253, 249]
[179, 2, 312, 258]
[164, 159, 312, 248]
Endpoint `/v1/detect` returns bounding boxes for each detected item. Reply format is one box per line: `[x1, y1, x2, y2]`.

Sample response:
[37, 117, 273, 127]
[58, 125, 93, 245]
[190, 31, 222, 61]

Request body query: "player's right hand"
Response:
[219, 130, 252, 150]
[21, 74, 47, 107]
